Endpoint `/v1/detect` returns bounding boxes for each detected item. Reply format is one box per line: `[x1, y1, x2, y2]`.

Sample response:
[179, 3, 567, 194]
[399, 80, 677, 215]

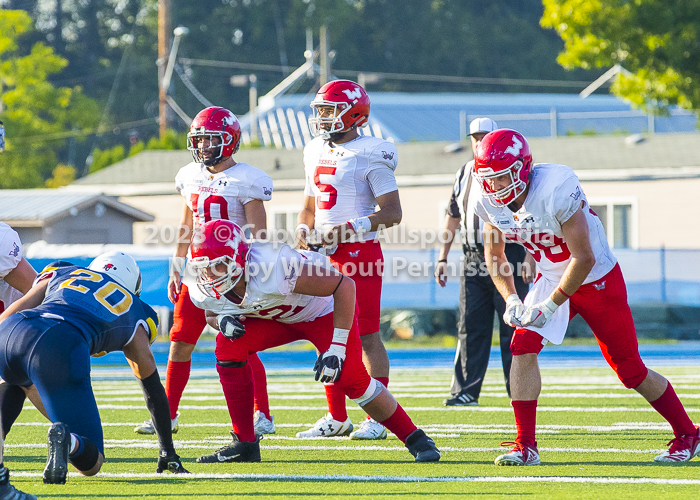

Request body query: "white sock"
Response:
[70, 433, 79, 454]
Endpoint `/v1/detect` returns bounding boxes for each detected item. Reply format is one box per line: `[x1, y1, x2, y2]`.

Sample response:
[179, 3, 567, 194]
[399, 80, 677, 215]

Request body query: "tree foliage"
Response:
[0, 9, 100, 188]
[541, 0, 700, 114]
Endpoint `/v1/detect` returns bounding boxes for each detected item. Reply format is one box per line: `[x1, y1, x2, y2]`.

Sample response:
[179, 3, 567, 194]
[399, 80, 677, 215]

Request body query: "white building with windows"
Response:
[69, 132, 700, 251]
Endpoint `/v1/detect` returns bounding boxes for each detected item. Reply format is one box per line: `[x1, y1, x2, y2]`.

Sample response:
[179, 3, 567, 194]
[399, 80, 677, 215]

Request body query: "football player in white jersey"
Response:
[185, 220, 440, 463]
[295, 80, 401, 440]
[472, 129, 699, 466]
[135, 107, 276, 436]
[0, 223, 40, 499]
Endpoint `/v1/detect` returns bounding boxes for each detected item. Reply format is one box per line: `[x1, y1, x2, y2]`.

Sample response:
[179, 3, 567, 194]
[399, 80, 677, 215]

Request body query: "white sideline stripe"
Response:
[13, 471, 697, 484]
[3, 441, 667, 454]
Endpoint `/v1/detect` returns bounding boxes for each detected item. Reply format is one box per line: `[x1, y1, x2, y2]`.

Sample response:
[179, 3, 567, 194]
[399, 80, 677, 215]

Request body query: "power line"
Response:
[178, 57, 604, 89]
[12, 118, 156, 142]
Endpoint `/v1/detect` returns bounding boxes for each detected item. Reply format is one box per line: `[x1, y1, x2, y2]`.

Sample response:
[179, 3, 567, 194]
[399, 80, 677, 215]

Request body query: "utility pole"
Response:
[249, 75, 258, 143]
[319, 25, 330, 86]
[158, 0, 171, 139]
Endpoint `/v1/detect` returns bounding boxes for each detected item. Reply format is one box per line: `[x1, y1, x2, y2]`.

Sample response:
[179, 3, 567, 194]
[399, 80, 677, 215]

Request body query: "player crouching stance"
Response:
[0, 252, 188, 485]
[472, 129, 699, 466]
[186, 220, 440, 463]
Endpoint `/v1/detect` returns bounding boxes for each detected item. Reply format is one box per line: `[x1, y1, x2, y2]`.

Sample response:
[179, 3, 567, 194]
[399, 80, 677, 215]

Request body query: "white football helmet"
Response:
[88, 251, 142, 296]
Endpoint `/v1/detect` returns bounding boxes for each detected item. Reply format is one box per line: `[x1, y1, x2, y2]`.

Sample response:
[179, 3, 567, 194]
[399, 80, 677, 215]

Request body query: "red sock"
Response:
[324, 384, 348, 422]
[649, 383, 696, 437]
[165, 360, 190, 419]
[512, 400, 537, 447]
[248, 353, 270, 419]
[217, 363, 255, 442]
[379, 404, 417, 443]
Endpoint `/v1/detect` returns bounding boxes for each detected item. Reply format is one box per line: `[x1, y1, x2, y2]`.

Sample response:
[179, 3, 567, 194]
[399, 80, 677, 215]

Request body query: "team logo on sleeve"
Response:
[381, 151, 395, 160]
[263, 187, 272, 196]
[570, 186, 582, 201]
[8, 242, 19, 257]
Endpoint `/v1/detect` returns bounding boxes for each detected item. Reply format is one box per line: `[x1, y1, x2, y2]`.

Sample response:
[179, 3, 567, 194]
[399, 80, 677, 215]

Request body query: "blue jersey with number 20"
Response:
[27, 263, 159, 356]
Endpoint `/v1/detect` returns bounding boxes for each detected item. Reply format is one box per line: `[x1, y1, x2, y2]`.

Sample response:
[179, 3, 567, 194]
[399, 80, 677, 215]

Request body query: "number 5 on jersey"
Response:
[314, 166, 337, 210]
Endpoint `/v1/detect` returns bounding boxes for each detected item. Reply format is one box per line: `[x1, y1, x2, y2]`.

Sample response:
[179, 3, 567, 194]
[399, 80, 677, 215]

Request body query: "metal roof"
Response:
[0, 190, 155, 225]
[257, 92, 698, 144]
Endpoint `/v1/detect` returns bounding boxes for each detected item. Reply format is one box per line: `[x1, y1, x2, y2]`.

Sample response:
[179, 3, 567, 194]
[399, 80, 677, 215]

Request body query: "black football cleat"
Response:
[0, 482, 37, 500]
[406, 429, 441, 462]
[196, 431, 261, 463]
[43, 422, 70, 484]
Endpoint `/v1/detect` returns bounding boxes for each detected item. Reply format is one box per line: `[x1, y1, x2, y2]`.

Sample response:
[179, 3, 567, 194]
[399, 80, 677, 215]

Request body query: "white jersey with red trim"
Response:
[175, 161, 273, 230]
[303, 135, 398, 240]
[0, 223, 24, 312]
[474, 163, 617, 285]
[185, 242, 335, 324]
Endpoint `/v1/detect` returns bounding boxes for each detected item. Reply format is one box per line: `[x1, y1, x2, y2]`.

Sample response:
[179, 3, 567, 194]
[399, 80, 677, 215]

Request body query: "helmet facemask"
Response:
[308, 101, 355, 140]
[474, 160, 527, 207]
[190, 253, 246, 299]
[187, 130, 234, 166]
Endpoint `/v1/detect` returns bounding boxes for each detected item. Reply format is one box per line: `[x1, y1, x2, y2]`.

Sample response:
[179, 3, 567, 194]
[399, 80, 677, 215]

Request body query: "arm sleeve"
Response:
[446, 166, 466, 219]
[174, 168, 185, 194]
[304, 169, 314, 197]
[0, 227, 22, 279]
[365, 142, 399, 198]
[138, 370, 175, 455]
[241, 173, 274, 204]
[275, 245, 305, 295]
[552, 174, 584, 224]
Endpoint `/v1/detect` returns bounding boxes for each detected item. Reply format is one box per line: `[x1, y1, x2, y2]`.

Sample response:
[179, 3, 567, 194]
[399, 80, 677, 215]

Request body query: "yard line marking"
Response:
[12, 421, 673, 433]
[23, 404, 700, 413]
[3, 441, 668, 454]
[11, 471, 699, 484]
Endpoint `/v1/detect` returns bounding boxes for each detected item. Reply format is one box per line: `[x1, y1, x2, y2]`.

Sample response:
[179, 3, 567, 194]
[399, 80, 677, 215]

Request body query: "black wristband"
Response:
[138, 369, 175, 455]
[437, 259, 447, 263]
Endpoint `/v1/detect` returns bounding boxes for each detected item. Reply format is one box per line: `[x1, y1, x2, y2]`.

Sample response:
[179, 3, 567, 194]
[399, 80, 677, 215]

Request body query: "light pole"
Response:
[158, 25, 189, 138]
[230, 74, 259, 143]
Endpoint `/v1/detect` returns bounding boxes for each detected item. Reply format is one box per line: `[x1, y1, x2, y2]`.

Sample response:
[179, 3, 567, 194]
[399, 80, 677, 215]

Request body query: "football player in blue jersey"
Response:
[0, 251, 188, 487]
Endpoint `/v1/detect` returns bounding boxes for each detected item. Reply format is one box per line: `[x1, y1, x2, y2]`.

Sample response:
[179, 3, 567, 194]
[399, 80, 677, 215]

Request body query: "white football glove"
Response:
[520, 298, 559, 328]
[314, 344, 346, 383]
[503, 294, 525, 327]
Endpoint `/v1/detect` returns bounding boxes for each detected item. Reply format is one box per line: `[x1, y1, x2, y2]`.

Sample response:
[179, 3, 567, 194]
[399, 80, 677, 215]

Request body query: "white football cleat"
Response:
[349, 418, 387, 440]
[253, 411, 276, 435]
[134, 412, 179, 435]
[655, 426, 700, 463]
[295, 413, 353, 438]
[494, 441, 541, 466]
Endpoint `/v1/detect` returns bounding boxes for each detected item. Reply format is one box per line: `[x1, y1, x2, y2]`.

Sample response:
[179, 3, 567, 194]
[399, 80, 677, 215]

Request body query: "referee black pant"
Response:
[450, 243, 528, 400]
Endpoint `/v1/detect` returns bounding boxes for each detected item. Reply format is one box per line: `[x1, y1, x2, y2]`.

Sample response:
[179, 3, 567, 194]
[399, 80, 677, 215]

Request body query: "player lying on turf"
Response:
[0, 252, 188, 484]
[184, 219, 441, 463]
[472, 129, 699, 466]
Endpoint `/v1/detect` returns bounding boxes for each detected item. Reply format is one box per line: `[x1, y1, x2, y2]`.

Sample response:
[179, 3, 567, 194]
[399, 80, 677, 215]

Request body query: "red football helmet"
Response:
[308, 80, 370, 139]
[187, 107, 241, 166]
[473, 129, 533, 207]
[189, 220, 250, 298]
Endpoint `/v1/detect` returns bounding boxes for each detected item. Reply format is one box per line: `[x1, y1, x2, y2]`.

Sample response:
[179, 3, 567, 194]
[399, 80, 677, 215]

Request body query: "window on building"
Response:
[271, 206, 301, 242]
[588, 199, 636, 249]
